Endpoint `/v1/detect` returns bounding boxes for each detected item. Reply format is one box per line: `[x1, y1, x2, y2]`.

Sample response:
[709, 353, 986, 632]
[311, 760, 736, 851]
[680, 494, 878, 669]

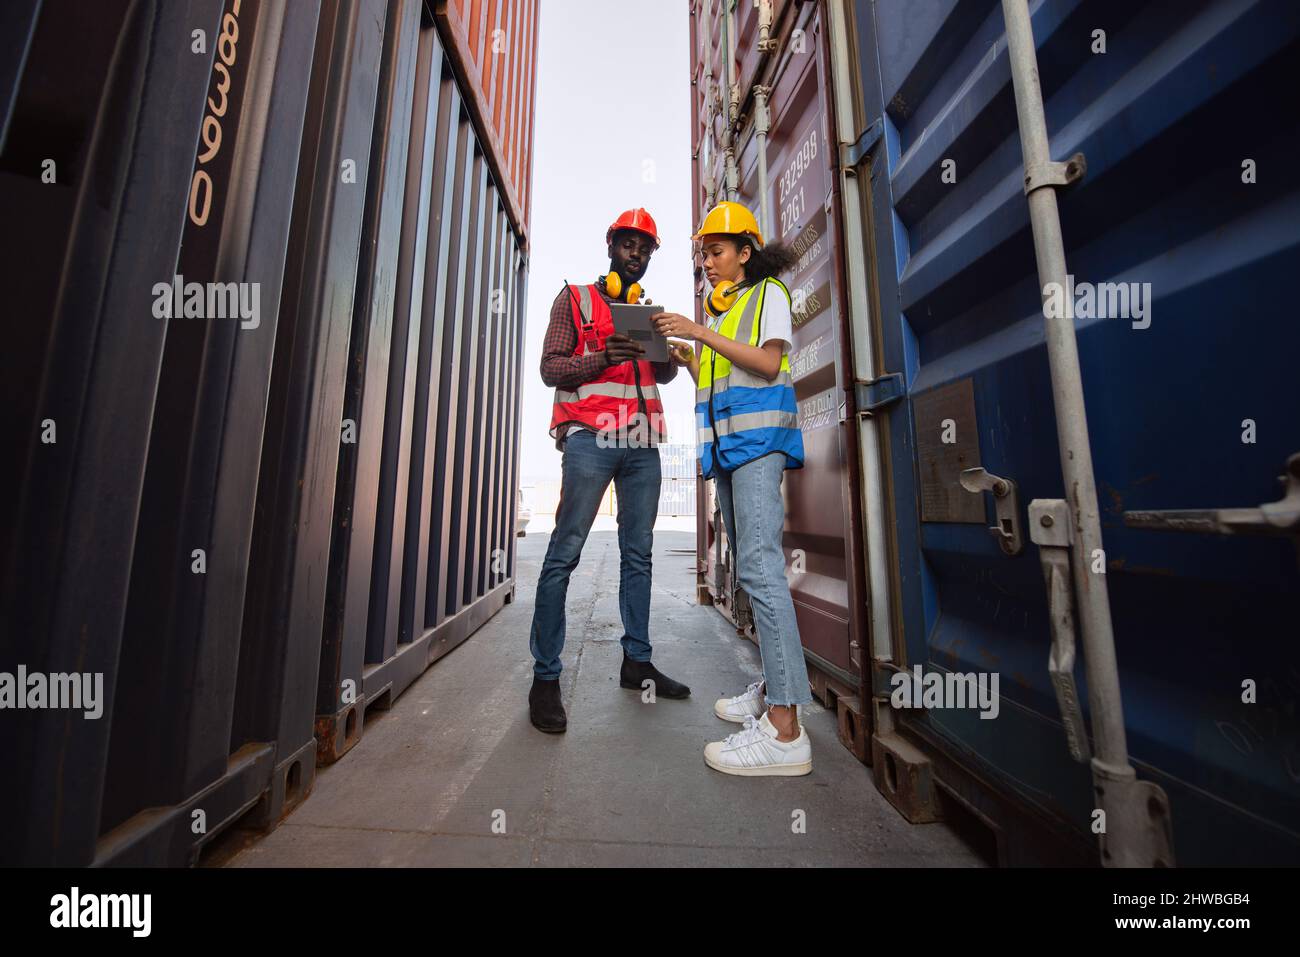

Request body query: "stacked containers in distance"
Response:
[0, 0, 537, 866]
[659, 442, 697, 517]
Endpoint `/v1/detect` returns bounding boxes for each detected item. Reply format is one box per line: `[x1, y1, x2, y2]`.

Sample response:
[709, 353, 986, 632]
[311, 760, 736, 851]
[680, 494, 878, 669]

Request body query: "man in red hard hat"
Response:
[527, 208, 690, 733]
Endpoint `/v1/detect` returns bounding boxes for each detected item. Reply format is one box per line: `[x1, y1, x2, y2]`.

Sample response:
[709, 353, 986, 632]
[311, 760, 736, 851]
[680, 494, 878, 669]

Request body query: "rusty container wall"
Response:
[0, 0, 532, 867]
[689, 0, 870, 716]
[431, 0, 538, 246]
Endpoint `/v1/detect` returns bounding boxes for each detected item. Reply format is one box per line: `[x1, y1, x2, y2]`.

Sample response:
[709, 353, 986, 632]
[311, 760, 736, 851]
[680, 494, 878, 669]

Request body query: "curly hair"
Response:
[732, 235, 797, 284]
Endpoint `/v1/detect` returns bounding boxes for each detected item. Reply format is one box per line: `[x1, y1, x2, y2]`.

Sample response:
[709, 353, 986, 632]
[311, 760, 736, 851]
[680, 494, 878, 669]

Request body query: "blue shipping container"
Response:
[851, 0, 1299, 864]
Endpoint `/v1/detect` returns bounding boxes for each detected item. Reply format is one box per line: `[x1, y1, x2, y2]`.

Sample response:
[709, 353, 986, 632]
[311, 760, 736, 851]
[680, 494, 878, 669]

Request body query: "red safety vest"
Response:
[549, 283, 666, 443]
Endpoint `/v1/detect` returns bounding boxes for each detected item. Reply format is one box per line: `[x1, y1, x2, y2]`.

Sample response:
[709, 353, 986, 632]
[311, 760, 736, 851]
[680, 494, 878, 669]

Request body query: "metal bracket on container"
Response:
[959, 467, 1023, 555]
[842, 117, 884, 169]
[1029, 499, 1091, 764]
[1092, 761, 1176, 868]
[854, 372, 904, 414]
[1023, 151, 1086, 195]
[1124, 452, 1300, 538]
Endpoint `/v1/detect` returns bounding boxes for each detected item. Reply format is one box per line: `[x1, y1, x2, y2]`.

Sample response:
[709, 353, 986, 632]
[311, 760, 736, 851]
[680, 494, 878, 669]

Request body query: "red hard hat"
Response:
[606, 208, 660, 248]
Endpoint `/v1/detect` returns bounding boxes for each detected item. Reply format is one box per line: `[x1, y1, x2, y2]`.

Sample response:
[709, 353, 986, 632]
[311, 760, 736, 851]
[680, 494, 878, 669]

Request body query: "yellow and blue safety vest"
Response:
[696, 277, 804, 479]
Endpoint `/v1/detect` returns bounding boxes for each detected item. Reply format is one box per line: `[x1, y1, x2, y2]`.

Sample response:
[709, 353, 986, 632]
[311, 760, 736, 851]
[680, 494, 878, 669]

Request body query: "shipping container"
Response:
[430, 0, 539, 244]
[690, 0, 1299, 865]
[659, 441, 699, 479]
[0, 0, 535, 866]
[691, 0, 872, 753]
[660, 477, 698, 517]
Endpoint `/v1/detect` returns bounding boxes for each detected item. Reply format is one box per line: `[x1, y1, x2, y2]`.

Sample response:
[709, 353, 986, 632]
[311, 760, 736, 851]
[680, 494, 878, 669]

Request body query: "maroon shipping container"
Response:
[690, 0, 872, 757]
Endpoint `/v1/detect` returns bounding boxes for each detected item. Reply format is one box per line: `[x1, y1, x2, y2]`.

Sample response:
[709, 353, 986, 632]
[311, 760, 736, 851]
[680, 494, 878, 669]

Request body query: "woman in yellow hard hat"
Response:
[651, 201, 812, 777]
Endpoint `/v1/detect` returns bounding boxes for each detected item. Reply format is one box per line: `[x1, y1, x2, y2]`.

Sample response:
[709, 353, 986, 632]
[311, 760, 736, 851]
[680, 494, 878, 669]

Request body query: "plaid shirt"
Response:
[540, 282, 677, 448]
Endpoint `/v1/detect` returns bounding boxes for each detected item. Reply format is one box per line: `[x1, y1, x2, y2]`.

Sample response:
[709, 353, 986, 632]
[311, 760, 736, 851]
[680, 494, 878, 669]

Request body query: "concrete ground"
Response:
[221, 530, 985, 867]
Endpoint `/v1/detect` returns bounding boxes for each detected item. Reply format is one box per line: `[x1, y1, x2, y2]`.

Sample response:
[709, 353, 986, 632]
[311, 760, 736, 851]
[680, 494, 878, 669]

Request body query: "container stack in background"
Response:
[659, 442, 698, 517]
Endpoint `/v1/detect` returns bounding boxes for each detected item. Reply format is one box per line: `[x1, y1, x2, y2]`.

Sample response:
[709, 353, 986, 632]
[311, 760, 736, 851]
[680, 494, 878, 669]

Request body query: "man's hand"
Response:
[603, 332, 645, 366]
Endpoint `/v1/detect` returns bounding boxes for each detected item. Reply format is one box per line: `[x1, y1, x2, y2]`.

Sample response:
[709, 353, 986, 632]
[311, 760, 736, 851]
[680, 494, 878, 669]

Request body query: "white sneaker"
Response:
[703, 712, 812, 777]
[713, 680, 765, 723]
[714, 682, 803, 724]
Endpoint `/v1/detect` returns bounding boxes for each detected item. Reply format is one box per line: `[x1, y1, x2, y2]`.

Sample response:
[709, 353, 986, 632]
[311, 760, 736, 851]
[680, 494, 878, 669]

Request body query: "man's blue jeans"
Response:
[529, 430, 661, 680]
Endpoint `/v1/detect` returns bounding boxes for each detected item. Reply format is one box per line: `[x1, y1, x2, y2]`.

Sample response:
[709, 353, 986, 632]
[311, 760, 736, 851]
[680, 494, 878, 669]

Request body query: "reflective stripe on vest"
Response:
[555, 380, 661, 404]
[695, 277, 804, 478]
[549, 283, 666, 441]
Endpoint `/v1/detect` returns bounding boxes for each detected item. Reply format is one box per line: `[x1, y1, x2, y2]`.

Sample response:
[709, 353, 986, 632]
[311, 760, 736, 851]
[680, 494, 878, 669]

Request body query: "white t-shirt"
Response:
[755, 283, 793, 354]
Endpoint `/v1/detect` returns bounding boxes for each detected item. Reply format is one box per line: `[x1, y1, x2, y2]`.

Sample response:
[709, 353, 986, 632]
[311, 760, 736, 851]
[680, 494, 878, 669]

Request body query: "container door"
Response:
[851, 0, 1299, 864]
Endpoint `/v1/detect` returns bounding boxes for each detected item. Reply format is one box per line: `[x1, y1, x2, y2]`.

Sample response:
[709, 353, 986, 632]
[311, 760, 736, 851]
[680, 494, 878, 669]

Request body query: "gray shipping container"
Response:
[0, 0, 535, 866]
[659, 442, 699, 480]
[660, 477, 698, 517]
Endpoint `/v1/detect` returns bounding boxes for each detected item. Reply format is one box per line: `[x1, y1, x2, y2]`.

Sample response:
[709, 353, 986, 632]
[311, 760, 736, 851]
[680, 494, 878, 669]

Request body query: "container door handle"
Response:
[1123, 453, 1300, 538]
[1029, 499, 1092, 764]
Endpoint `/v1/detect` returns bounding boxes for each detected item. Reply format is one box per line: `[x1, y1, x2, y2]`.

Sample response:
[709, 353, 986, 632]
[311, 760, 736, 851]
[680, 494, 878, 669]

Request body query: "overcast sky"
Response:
[519, 0, 696, 483]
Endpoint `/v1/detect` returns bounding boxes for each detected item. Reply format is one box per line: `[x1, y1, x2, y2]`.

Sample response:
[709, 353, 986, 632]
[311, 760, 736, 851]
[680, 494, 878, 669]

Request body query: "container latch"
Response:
[959, 467, 1023, 555]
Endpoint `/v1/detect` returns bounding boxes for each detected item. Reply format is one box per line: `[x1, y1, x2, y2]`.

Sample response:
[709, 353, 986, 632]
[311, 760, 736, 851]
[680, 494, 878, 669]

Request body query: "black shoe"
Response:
[529, 676, 567, 733]
[619, 654, 691, 699]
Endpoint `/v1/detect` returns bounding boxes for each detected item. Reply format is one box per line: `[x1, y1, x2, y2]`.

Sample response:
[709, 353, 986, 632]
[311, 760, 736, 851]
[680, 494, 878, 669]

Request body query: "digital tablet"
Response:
[608, 303, 669, 363]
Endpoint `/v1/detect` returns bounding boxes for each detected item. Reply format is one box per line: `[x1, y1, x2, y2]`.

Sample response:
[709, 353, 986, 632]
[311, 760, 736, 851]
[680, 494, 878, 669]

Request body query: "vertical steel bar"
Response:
[826, 0, 892, 664]
[1001, 0, 1143, 866]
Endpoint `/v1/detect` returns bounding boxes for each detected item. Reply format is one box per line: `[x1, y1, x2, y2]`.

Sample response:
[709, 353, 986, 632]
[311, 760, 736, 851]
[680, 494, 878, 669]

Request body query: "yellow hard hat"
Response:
[693, 201, 763, 246]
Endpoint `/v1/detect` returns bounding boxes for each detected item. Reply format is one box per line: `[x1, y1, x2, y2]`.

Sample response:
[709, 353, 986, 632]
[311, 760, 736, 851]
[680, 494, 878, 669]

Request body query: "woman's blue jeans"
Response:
[713, 452, 813, 707]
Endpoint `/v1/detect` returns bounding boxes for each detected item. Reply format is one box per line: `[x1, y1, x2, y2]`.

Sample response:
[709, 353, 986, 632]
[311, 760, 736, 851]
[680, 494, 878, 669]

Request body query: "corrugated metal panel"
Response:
[0, 0, 530, 866]
[691, 0, 868, 698]
[431, 0, 538, 244]
[850, 0, 1300, 864]
[0, 0, 234, 867]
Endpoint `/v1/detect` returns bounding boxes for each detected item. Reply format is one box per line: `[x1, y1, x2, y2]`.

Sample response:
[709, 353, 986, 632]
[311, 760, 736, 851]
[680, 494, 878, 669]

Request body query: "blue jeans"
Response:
[713, 452, 813, 707]
[529, 430, 661, 680]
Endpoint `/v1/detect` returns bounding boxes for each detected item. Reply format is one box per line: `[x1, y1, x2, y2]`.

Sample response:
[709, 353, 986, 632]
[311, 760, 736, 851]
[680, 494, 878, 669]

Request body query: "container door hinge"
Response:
[960, 467, 1023, 555]
[841, 117, 884, 170]
[1028, 498, 1091, 764]
[854, 372, 904, 414]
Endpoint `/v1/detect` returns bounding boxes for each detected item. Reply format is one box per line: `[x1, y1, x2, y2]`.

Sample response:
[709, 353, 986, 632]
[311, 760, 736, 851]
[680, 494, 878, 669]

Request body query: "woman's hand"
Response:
[652, 312, 704, 341]
[667, 339, 695, 366]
